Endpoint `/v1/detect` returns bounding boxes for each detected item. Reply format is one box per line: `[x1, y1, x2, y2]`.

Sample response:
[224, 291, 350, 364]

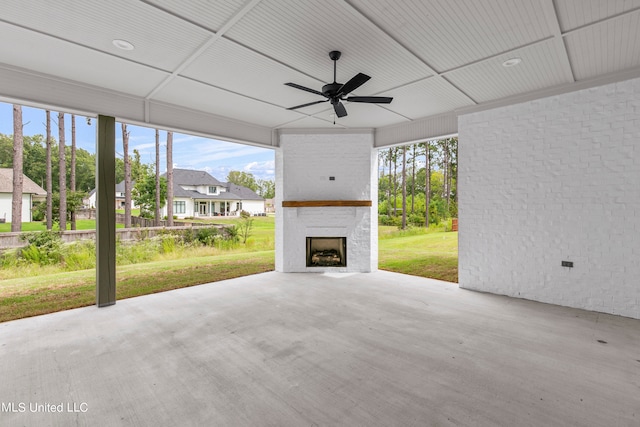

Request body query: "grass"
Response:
[0, 216, 458, 322]
[0, 251, 274, 323]
[378, 226, 458, 282]
[0, 219, 123, 232]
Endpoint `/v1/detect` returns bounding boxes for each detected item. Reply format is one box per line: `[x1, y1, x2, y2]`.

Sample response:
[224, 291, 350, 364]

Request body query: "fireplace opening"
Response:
[306, 237, 347, 267]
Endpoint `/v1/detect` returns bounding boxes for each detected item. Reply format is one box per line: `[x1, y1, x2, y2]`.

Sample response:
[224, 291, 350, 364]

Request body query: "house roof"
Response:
[170, 169, 224, 187]
[224, 183, 263, 201]
[162, 168, 263, 201]
[0, 168, 47, 195]
[115, 180, 135, 193]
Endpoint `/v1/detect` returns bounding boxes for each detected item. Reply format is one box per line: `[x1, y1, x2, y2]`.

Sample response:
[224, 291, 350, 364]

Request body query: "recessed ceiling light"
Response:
[112, 39, 134, 51]
[502, 57, 522, 67]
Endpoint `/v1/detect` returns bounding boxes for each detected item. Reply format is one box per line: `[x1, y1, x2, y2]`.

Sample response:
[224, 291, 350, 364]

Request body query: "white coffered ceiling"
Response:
[0, 0, 639, 147]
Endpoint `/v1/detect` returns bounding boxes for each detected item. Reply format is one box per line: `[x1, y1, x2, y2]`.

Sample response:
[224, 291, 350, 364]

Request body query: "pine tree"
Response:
[154, 129, 161, 225]
[11, 105, 23, 232]
[45, 111, 52, 230]
[401, 145, 407, 229]
[70, 114, 77, 230]
[166, 131, 174, 226]
[58, 112, 66, 231]
[122, 123, 132, 228]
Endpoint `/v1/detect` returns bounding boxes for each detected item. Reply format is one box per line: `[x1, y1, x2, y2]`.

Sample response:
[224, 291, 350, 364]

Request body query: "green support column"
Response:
[96, 115, 116, 307]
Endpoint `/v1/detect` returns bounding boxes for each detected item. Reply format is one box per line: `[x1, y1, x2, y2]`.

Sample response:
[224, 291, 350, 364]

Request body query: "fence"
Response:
[78, 209, 190, 228]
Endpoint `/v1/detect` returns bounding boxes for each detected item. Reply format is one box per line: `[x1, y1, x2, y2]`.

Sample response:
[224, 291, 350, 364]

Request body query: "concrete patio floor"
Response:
[0, 271, 638, 426]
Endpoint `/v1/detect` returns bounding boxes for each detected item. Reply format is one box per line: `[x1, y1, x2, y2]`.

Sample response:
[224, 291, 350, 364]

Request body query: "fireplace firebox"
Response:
[306, 237, 347, 267]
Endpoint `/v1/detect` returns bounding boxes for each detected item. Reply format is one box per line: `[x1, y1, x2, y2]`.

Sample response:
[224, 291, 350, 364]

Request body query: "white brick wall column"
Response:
[459, 76, 640, 319]
[275, 131, 377, 273]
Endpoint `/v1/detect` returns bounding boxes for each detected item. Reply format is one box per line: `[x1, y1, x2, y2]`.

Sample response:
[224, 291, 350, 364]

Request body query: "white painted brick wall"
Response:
[459, 77, 640, 319]
[275, 132, 378, 272]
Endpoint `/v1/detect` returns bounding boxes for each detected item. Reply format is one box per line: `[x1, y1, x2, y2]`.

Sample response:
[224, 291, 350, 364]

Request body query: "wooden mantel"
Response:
[282, 200, 372, 207]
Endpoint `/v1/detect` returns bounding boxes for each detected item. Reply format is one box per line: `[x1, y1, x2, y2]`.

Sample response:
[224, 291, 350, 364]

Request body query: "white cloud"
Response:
[243, 160, 275, 179]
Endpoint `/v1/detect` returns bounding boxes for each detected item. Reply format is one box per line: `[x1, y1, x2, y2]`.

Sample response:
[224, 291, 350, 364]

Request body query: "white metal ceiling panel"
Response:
[445, 40, 572, 103]
[564, 10, 640, 80]
[349, 0, 552, 73]
[0, 0, 211, 71]
[0, 22, 168, 97]
[153, 77, 306, 128]
[555, 0, 640, 31]
[142, 0, 247, 32]
[181, 37, 328, 111]
[224, 0, 432, 94]
[378, 77, 475, 120]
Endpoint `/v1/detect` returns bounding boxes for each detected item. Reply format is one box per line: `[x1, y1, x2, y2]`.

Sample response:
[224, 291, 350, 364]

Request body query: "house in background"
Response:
[162, 169, 264, 218]
[0, 168, 46, 223]
[85, 181, 137, 210]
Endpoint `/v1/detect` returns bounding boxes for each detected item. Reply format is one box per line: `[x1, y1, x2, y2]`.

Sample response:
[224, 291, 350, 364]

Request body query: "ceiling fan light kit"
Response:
[285, 51, 393, 119]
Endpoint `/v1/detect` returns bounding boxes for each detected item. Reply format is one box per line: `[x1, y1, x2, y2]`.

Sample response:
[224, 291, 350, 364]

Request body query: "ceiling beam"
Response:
[142, 0, 264, 119]
[543, 0, 575, 83]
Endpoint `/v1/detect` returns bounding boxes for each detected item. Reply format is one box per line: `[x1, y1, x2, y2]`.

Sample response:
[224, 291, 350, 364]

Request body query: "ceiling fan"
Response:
[284, 51, 393, 118]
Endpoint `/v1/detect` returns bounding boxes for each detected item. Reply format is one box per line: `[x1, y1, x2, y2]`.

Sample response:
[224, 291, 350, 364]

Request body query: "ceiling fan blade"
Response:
[337, 73, 370, 96]
[346, 96, 393, 104]
[287, 99, 328, 110]
[284, 82, 324, 97]
[333, 101, 347, 118]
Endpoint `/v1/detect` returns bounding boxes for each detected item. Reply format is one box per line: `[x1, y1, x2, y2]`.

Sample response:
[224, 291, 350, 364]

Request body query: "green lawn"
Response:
[0, 251, 274, 323]
[0, 219, 123, 232]
[0, 217, 458, 322]
[378, 227, 458, 282]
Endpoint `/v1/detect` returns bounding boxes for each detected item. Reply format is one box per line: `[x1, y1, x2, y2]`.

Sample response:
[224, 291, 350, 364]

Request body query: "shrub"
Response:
[224, 225, 239, 243]
[379, 215, 401, 226]
[196, 227, 219, 246]
[19, 231, 63, 265]
[408, 213, 426, 227]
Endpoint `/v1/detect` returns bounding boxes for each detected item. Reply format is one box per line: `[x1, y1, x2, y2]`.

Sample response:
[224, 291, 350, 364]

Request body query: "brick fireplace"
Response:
[275, 131, 378, 273]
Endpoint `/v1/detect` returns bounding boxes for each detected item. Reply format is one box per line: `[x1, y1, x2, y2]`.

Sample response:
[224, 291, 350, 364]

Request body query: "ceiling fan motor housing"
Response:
[322, 82, 342, 98]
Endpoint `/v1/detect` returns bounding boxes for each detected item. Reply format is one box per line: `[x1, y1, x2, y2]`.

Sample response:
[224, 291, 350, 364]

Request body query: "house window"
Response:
[173, 201, 186, 214]
[208, 186, 217, 194]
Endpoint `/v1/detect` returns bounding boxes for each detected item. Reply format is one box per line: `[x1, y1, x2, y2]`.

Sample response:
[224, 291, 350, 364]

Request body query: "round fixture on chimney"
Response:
[112, 39, 135, 51]
[502, 57, 522, 67]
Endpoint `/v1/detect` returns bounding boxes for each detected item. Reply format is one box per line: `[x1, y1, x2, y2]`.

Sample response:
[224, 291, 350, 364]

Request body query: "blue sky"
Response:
[0, 102, 275, 181]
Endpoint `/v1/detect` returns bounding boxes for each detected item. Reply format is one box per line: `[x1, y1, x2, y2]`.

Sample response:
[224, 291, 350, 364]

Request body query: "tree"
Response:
[11, 105, 23, 232]
[410, 144, 417, 213]
[384, 148, 392, 216]
[424, 141, 431, 227]
[45, 111, 52, 230]
[237, 210, 254, 244]
[226, 171, 258, 192]
[256, 179, 275, 199]
[58, 112, 66, 231]
[122, 123, 131, 228]
[166, 131, 173, 226]
[133, 173, 167, 218]
[154, 129, 160, 225]
[442, 138, 450, 213]
[70, 114, 77, 230]
[401, 145, 407, 229]
[130, 149, 144, 182]
[34, 190, 86, 227]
